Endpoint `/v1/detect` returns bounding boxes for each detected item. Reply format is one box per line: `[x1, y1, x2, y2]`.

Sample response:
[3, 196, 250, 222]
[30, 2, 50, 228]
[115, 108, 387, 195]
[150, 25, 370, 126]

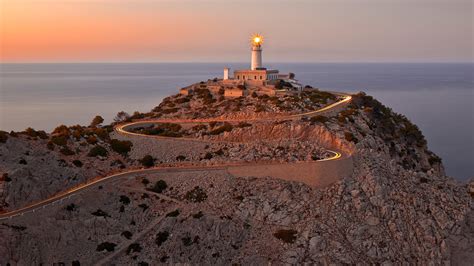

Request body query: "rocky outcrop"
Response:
[207, 121, 355, 155]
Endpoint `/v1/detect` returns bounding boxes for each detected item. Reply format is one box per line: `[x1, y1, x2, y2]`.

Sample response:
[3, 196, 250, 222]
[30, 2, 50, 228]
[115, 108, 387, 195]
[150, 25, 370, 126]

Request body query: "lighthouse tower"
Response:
[233, 34, 280, 83]
[251, 35, 263, 70]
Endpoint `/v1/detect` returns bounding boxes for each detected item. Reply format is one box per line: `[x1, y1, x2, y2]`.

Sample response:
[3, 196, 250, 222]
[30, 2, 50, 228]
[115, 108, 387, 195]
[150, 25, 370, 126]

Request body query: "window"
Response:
[237, 75, 240, 80]
[254, 76, 257, 79]
[260, 76, 262, 80]
[243, 75, 245, 80]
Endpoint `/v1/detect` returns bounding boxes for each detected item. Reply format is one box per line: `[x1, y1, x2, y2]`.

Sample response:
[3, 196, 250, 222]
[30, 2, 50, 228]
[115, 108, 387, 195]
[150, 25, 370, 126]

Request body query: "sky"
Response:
[0, 0, 472, 63]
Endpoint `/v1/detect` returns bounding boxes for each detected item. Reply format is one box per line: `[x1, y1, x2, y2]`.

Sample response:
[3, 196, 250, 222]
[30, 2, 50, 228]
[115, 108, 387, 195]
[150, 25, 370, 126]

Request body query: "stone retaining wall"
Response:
[227, 156, 353, 188]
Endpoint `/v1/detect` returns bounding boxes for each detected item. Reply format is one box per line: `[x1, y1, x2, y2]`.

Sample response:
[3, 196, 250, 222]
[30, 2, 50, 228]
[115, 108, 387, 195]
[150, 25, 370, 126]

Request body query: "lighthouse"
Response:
[232, 34, 281, 83]
[251, 35, 263, 70]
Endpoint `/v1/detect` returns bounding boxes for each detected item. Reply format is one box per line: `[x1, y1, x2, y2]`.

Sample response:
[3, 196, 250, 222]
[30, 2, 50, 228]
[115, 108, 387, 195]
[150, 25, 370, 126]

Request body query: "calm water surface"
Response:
[0, 63, 473, 180]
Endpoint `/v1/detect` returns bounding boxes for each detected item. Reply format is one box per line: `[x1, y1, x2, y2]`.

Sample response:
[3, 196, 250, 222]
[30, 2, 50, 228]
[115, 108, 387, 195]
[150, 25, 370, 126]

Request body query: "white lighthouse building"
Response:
[231, 34, 280, 84]
[250, 35, 263, 70]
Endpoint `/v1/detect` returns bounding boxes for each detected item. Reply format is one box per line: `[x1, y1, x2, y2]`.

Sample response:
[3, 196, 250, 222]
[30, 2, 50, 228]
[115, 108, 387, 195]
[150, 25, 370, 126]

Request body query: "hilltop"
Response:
[0, 80, 472, 264]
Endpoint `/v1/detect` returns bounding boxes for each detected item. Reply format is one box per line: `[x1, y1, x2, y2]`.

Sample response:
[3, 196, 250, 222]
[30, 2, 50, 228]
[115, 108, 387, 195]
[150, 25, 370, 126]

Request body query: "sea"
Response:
[0, 63, 473, 181]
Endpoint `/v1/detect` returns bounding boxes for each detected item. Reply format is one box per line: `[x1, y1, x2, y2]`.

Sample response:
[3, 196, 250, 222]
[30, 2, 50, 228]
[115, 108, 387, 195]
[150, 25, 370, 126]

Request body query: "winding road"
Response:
[0, 94, 352, 220]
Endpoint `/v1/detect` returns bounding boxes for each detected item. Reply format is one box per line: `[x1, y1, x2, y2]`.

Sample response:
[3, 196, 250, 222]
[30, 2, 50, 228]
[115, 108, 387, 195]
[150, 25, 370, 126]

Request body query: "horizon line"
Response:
[1, 61, 473, 64]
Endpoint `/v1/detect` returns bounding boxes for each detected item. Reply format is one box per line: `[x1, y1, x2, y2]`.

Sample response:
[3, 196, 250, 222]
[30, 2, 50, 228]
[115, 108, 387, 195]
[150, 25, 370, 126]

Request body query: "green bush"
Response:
[110, 139, 133, 155]
[120, 195, 131, 205]
[344, 132, 358, 143]
[51, 135, 68, 146]
[121, 231, 133, 239]
[72, 160, 83, 167]
[185, 186, 208, 203]
[90, 115, 104, 127]
[142, 123, 182, 137]
[86, 136, 98, 144]
[428, 155, 442, 165]
[140, 155, 155, 167]
[96, 242, 116, 252]
[237, 122, 252, 128]
[1, 173, 11, 182]
[92, 127, 110, 141]
[273, 229, 297, 243]
[66, 203, 77, 211]
[166, 209, 180, 217]
[148, 180, 167, 193]
[88, 145, 108, 157]
[91, 209, 110, 217]
[126, 243, 142, 254]
[155, 231, 169, 246]
[203, 152, 213, 160]
[52, 125, 71, 137]
[176, 155, 186, 161]
[310, 115, 329, 123]
[192, 211, 204, 219]
[60, 146, 75, 156]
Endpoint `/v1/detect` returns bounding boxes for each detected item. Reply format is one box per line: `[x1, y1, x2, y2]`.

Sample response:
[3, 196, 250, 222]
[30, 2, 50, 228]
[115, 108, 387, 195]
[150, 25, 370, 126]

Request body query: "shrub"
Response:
[114, 111, 130, 123]
[1, 173, 11, 182]
[51, 135, 68, 146]
[110, 139, 133, 155]
[192, 211, 204, 219]
[52, 125, 70, 137]
[0, 131, 8, 143]
[131, 111, 144, 120]
[203, 152, 213, 160]
[155, 231, 169, 246]
[148, 180, 167, 193]
[141, 178, 150, 186]
[121, 231, 133, 239]
[166, 209, 180, 217]
[310, 115, 329, 123]
[91, 209, 109, 217]
[140, 155, 155, 168]
[185, 186, 208, 203]
[90, 115, 104, 127]
[237, 122, 252, 128]
[72, 130, 82, 140]
[273, 229, 297, 243]
[23, 127, 39, 137]
[126, 243, 142, 254]
[428, 155, 442, 165]
[344, 132, 358, 143]
[66, 203, 77, 211]
[86, 136, 98, 144]
[88, 145, 108, 157]
[176, 155, 186, 161]
[120, 195, 131, 205]
[92, 128, 110, 141]
[182, 236, 193, 246]
[60, 146, 75, 156]
[209, 122, 233, 135]
[96, 242, 116, 252]
[47, 141, 55, 150]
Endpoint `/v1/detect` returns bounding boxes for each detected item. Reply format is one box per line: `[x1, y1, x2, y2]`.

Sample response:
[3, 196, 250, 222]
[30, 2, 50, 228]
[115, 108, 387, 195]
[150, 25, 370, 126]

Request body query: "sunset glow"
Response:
[0, 0, 472, 62]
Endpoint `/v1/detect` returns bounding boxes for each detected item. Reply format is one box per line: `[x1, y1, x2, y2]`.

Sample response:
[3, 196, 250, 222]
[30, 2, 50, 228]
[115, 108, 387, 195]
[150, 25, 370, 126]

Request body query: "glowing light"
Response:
[251, 34, 264, 46]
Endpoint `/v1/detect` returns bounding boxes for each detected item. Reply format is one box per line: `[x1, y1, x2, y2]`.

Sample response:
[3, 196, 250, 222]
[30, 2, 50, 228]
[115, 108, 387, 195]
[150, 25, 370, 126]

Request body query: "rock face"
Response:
[0, 90, 472, 264]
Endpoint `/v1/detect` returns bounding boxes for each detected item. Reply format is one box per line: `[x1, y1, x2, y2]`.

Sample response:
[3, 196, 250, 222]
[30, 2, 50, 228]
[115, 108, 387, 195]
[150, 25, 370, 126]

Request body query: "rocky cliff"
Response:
[0, 89, 472, 264]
